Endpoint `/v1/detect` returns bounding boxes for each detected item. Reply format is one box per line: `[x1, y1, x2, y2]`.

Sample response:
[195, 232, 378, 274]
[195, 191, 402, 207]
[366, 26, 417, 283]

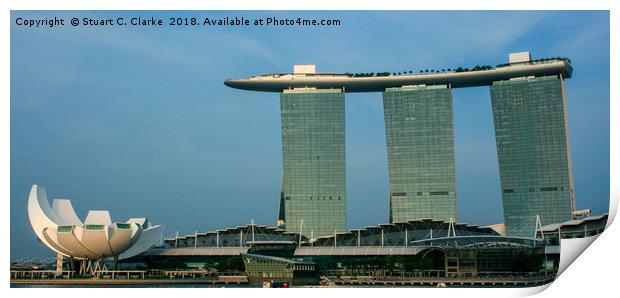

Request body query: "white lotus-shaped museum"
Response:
[27, 184, 164, 261]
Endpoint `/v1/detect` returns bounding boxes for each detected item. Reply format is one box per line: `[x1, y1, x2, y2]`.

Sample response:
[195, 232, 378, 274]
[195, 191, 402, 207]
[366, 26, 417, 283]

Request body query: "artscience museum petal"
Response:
[27, 184, 164, 261]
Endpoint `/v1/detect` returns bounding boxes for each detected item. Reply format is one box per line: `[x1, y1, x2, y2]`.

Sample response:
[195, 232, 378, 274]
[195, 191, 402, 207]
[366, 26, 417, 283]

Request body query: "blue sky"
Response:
[10, 11, 610, 258]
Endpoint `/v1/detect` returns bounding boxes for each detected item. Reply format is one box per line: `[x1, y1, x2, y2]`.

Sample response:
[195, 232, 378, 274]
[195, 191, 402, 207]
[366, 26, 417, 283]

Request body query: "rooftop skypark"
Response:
[224, 54, 573, 93]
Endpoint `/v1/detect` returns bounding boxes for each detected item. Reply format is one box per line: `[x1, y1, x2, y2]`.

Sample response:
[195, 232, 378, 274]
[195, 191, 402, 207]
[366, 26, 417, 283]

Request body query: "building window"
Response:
[540, 187, 558, 192]
[430, 191, 449, 195]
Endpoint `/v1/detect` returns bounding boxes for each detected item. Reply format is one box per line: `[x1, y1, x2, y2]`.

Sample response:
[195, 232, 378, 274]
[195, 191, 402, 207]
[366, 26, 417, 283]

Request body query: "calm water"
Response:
[11, 284, 258, 288]
[11, 283, 532, 288]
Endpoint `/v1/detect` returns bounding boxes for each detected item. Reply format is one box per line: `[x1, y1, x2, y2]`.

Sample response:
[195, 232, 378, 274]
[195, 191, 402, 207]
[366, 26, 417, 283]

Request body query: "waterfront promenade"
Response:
[11, 269, 554, 287]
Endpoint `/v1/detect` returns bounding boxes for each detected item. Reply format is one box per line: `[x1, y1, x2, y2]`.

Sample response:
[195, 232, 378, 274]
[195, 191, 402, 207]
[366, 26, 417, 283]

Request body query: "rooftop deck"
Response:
[224, 60, 572, 93]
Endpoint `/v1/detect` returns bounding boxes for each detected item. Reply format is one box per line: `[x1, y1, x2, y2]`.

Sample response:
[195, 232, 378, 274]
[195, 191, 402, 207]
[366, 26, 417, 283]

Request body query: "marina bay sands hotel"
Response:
[224, 51, 578, 238]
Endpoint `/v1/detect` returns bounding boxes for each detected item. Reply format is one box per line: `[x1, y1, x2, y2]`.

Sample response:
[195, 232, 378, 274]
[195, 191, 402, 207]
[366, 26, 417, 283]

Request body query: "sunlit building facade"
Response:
[278, 88, 346, 237]
[490, 76, 575, 237]
[383, 85, 457, 223]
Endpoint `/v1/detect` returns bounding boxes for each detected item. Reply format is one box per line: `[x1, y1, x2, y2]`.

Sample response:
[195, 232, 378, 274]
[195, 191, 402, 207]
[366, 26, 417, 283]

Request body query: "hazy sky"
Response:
[10, 11, 610, 258]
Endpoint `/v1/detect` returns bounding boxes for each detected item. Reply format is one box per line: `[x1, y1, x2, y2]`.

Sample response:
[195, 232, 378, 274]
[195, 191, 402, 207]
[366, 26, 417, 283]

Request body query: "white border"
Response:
[3, 1, 618, 298]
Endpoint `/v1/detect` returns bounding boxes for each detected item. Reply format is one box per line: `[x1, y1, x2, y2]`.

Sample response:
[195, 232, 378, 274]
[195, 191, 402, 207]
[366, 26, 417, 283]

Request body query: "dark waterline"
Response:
[11, 283, 533, 288]
[11, 284, 258, 288]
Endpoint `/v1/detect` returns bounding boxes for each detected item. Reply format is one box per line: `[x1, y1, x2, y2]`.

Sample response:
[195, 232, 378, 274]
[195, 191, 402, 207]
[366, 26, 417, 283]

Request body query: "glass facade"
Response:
[57, 226, 73, 233]
[383, 85, 457, 223]
[279, 88, 346, 237]
[490, 76, 575, 237]
[241, 253, 319, 285]
[116, 223, 131, 230]
[84, 224, 105, 230]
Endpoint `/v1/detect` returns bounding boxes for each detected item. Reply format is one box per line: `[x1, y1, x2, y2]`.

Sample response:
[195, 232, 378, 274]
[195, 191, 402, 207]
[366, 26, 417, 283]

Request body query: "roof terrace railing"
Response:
[231, 57, 571, 81]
